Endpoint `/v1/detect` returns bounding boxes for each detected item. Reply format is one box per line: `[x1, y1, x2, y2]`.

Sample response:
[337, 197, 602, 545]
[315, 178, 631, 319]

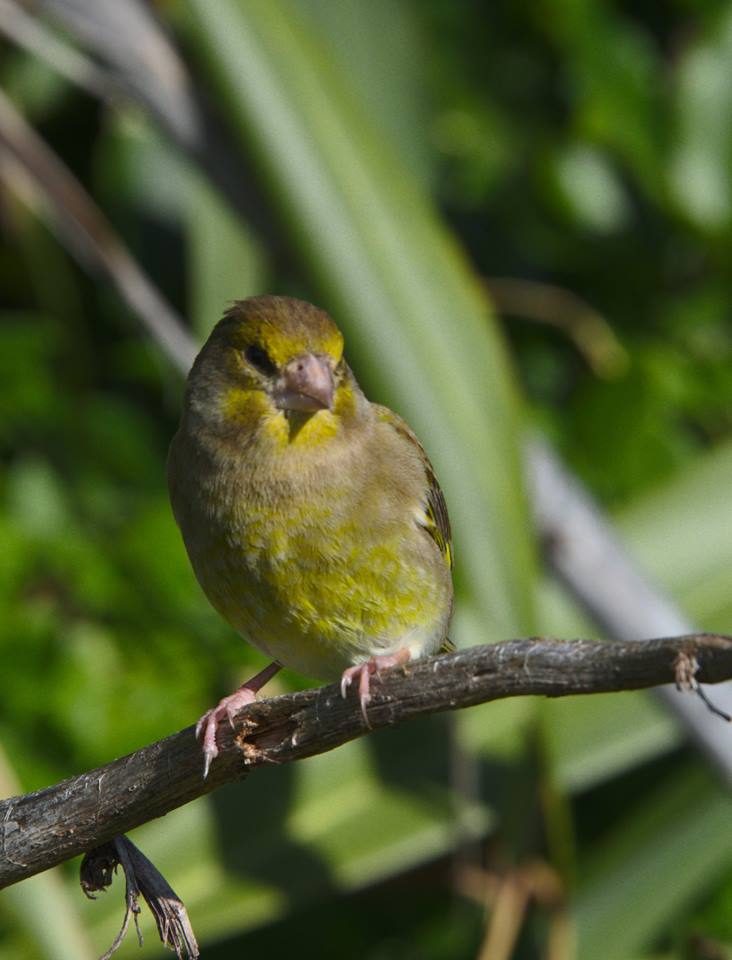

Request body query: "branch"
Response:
[2, 634, 731, 889]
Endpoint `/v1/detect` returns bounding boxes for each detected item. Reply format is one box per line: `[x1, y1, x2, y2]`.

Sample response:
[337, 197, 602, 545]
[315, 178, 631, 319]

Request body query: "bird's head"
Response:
[184, 296, 363, 445]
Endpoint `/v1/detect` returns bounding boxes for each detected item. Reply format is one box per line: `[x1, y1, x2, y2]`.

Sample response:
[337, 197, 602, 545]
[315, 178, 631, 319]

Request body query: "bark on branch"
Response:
[2, 634, 732, 889]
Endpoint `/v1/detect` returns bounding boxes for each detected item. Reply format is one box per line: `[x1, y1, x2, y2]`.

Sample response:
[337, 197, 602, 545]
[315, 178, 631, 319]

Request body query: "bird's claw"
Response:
[340, 650, 411, 727]
[195, 688, 258, 779]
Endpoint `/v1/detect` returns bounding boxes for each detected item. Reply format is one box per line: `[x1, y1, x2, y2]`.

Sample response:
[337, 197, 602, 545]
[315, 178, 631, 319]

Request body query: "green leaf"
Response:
[670, 9, 732, 231]
[618, 439, 732, 631]
[187, 172, 268, 341]
[575, 763, 732, 960]
[296, 0, 432, 187]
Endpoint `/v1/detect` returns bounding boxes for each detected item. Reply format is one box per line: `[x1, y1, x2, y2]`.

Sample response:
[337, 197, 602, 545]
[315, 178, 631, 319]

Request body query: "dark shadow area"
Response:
[201, 853, 484, 960]
[367, 713, 453, 805]
[209, 760, 337, 901]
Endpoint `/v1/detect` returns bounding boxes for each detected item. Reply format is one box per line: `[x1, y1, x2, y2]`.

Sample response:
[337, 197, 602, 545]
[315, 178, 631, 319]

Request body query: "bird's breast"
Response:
[169, 428, 451, 679]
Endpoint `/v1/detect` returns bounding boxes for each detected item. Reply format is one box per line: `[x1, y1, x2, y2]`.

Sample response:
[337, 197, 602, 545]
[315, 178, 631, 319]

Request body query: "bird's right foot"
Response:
[195, 661, 282, 778]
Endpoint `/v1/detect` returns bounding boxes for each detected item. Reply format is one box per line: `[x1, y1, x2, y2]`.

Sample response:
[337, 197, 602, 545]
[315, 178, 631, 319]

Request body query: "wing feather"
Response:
[375, 406, 453, 570]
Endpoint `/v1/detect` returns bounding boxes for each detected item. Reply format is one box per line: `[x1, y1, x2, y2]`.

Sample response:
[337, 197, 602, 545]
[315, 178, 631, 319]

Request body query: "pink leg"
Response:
[340, 648, 411, 726]
[196, 661, 281, 778]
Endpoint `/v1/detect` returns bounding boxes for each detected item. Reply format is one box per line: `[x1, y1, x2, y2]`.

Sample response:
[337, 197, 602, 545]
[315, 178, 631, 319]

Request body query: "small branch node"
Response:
[674, 647, 731, 723]
[674, 649, 699, 693]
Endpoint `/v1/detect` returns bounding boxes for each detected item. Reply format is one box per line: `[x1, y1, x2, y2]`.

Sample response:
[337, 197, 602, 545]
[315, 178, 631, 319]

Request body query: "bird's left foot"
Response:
[340, 649, 411, 725]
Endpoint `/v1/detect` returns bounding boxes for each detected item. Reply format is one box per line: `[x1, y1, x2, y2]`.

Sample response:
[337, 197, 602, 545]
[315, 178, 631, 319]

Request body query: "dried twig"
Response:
[485, 277, 628, 378]
[81, 836, 199, 960]
[0, 87, 197, 372]
[0, 0, 120, 101]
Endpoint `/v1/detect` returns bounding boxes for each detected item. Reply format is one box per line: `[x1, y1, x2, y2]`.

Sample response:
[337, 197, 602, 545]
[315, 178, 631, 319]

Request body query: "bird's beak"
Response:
[274, 353, 334, 412]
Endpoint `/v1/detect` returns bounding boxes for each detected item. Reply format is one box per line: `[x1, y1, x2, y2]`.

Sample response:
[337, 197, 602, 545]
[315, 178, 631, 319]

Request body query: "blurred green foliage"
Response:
[2, 1, 732, 958]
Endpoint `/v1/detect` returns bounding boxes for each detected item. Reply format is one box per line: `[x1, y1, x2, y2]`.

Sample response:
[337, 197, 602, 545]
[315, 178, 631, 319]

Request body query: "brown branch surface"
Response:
[2, 634, 731, 889]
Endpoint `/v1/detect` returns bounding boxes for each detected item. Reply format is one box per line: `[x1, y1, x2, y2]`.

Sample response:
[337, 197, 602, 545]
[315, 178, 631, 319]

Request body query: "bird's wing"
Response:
[374, 405, 453, 571]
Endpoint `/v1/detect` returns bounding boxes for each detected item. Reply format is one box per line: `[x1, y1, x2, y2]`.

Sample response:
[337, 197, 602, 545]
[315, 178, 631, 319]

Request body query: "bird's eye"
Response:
[245, 344, 277, 376]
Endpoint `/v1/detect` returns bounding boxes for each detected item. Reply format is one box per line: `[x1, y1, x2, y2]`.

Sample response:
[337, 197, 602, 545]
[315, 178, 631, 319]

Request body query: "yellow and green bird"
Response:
[167, 296, 453, 775]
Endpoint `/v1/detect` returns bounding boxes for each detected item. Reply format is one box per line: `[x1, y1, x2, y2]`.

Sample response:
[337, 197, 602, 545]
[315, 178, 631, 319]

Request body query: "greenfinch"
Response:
[167, 296, 453, 775]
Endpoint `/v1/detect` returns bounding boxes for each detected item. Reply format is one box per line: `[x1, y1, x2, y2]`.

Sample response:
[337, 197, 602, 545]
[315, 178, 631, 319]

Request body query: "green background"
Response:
[2, 1, 732, 957]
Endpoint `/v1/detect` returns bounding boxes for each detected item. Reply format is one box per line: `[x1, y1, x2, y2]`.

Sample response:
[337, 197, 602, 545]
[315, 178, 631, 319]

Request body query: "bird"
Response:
[167, 295, 454, 776]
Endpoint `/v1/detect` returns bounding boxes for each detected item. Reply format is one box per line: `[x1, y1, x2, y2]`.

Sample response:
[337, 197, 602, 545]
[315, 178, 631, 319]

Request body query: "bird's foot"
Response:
[196, 661, 281, 778]
[340, 649, 411, 726]
[196, 688, 257, 779]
